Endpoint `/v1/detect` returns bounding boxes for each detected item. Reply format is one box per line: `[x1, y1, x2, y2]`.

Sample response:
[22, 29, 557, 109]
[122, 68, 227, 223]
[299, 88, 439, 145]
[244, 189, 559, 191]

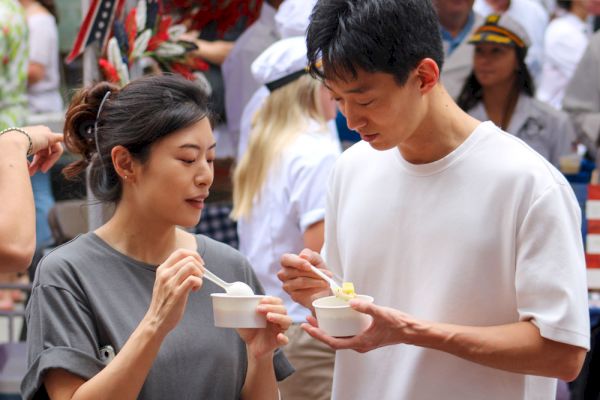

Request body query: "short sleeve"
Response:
[21, 284, 105, 400]
[289, 140, 339, 232]
[515, 183, 590, 349]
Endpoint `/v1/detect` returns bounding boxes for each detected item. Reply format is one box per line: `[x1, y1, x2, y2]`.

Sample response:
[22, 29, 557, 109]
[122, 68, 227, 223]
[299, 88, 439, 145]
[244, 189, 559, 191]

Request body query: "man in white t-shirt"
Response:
[278, 0, 590, 399]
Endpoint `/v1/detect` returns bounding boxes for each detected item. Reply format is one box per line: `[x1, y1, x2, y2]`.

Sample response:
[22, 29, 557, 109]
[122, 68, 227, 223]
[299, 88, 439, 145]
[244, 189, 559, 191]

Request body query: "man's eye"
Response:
[357, 100, 374, 106]
[180, 159, 196, 164]
[207, 158, 214, 164]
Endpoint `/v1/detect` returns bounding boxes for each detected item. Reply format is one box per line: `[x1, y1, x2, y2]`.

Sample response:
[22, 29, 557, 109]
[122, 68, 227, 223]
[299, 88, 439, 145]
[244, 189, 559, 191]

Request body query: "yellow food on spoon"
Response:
[335, 282, 357, 301]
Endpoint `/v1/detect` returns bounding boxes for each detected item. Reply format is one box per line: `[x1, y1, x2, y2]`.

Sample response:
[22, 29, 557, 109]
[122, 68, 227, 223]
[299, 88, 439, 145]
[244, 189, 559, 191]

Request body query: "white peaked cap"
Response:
[251, 36, 308, 88]
[275, 0, 318, 39]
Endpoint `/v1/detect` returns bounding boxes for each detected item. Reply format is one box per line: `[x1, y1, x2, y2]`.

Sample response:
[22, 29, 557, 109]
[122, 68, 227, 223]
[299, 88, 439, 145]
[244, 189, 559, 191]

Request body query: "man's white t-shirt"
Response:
[238, 121, 340, 322]
[322, 121, 590, 400]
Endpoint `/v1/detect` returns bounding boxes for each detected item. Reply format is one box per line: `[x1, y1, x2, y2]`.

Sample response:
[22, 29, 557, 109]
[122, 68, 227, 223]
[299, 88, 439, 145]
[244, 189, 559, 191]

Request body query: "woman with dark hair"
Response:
[457, 14, 575, 167]
[21, 74, 293, 400]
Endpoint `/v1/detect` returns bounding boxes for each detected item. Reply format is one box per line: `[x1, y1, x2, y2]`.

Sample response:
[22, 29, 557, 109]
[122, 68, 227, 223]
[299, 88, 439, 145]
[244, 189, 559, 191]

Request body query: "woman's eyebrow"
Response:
[178, 142, 217, 150]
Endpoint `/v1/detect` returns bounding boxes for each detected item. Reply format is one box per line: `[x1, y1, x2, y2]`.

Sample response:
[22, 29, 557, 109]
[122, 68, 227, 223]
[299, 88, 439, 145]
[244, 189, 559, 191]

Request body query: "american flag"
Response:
[66, 0, 127, 64]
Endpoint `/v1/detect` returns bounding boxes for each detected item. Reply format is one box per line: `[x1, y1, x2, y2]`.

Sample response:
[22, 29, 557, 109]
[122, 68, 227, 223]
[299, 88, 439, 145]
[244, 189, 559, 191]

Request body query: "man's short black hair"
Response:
[556, 0, 571, 10]
[306, 0, 445, 86]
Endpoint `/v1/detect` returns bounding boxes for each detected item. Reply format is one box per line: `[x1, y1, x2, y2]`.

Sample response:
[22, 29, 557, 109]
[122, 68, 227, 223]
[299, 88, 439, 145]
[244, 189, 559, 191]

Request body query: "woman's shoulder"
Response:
[526, 97, 570, 123]
[196, 234, 247, 266]
[289, 122, 340, 159]
[35, 233, 117, 284]
[26, 11, 57, 30]
[33, 233, 99, 288]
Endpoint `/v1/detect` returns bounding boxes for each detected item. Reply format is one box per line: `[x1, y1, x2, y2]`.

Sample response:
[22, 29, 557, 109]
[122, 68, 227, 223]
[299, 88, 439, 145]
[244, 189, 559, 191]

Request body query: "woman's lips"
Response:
[362, 133, 379, 143]
[186, 196, 206, 210]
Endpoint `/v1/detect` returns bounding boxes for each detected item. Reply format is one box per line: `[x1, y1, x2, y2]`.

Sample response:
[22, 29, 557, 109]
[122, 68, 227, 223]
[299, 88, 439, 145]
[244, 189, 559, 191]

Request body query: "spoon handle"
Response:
[309, 265, 341, 291]
[202, 267, 230, 290]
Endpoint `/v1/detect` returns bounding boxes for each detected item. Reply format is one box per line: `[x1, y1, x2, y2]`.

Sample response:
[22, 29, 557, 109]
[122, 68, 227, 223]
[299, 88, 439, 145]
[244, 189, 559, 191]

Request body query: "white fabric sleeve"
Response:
[515, 183, 590, 349]
[544, 33, 586, 80]
[27, 16, 54, 66]
[21, 285, 105, 400]
[289, 145, 338, 233]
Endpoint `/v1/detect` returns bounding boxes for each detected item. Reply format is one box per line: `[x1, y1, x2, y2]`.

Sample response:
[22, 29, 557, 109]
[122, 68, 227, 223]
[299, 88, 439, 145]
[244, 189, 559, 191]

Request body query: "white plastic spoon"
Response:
[309, 265, 355, 300]
[202, 267, 255, 296]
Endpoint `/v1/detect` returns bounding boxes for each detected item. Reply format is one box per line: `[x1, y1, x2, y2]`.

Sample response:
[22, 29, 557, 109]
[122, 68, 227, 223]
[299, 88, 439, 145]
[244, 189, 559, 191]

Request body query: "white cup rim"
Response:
[312, 294, 374, 309]
[210, 293, 266, 299]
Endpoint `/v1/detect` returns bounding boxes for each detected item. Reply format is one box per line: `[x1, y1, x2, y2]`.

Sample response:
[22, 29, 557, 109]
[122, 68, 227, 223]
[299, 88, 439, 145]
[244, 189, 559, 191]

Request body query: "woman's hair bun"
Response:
[63, 81, 120, 179]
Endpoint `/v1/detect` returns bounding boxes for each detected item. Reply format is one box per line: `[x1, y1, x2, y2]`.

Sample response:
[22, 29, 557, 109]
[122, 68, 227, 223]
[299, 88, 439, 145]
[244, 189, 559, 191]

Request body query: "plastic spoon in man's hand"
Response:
[202, 267, 254, 296]
[308, 265, 356, 301]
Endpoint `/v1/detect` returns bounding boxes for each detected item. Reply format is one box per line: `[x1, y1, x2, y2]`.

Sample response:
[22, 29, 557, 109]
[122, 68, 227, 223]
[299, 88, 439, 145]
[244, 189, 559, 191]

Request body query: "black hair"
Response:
[63, 74, 211, 203]
[306, 0, 445, 85]
[556, 0, 572, 10]
[456, 46, 535, 112]
[39, 0, 59, 22]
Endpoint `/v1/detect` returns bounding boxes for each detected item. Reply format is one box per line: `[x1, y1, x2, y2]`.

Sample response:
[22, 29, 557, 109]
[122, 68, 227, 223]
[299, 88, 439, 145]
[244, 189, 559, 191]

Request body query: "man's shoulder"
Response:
[477, 123, 568, 185]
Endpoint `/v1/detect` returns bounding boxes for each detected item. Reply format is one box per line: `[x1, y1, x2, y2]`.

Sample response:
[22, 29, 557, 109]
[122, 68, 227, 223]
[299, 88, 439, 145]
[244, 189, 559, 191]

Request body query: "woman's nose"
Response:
[195, 164, 214, 187]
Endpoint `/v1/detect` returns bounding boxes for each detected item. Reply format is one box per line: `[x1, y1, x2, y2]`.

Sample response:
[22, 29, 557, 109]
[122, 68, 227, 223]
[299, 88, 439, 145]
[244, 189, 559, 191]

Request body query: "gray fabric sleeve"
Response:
[21, 285, 105, 400]
[563, 33, 600, 149]
[273, 348, 294, 381]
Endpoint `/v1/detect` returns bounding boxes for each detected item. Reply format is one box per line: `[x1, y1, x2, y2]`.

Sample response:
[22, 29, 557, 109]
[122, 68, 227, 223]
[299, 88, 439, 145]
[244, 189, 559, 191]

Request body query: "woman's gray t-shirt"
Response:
[22, 232, 293, 399]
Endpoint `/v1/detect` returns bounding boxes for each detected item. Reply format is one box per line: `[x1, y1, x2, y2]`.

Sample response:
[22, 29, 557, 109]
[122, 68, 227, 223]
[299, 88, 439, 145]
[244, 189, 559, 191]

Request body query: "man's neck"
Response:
[570, 4, 588, 22]
[266, 0, 283, 10]
[398, 85, 480, 164]
[489, 0, 510, 13]
[439, 13, 470, 38]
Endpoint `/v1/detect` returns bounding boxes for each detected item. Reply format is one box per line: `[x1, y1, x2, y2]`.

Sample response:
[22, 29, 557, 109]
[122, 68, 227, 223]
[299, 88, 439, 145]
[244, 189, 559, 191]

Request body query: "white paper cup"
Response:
[312, 295, 374, 337]
[211, 293, 267, 328]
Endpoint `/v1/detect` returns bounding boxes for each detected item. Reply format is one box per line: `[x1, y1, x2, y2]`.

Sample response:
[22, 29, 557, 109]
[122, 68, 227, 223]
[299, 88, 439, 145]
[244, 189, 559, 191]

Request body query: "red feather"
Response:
[147, 15, 171, 51]
[170, 62, 195, 80]
[98, 58, 120, 83]
[124, 8, 137, 57]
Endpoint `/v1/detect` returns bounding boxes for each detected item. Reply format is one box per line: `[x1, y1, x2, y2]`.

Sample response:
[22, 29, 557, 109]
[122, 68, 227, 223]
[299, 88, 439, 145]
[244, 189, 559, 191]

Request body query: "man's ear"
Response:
[415, 58, 440, 94]
[111, 145, 136, 181]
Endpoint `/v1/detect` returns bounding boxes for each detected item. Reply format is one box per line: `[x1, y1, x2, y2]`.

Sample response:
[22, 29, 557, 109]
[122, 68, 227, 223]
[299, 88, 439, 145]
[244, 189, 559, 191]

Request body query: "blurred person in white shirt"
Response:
[237, 0, 319, 161]
[222, 0, 283, 159]
[232, 37, 340, 400]
[538, 0, 594, 109]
